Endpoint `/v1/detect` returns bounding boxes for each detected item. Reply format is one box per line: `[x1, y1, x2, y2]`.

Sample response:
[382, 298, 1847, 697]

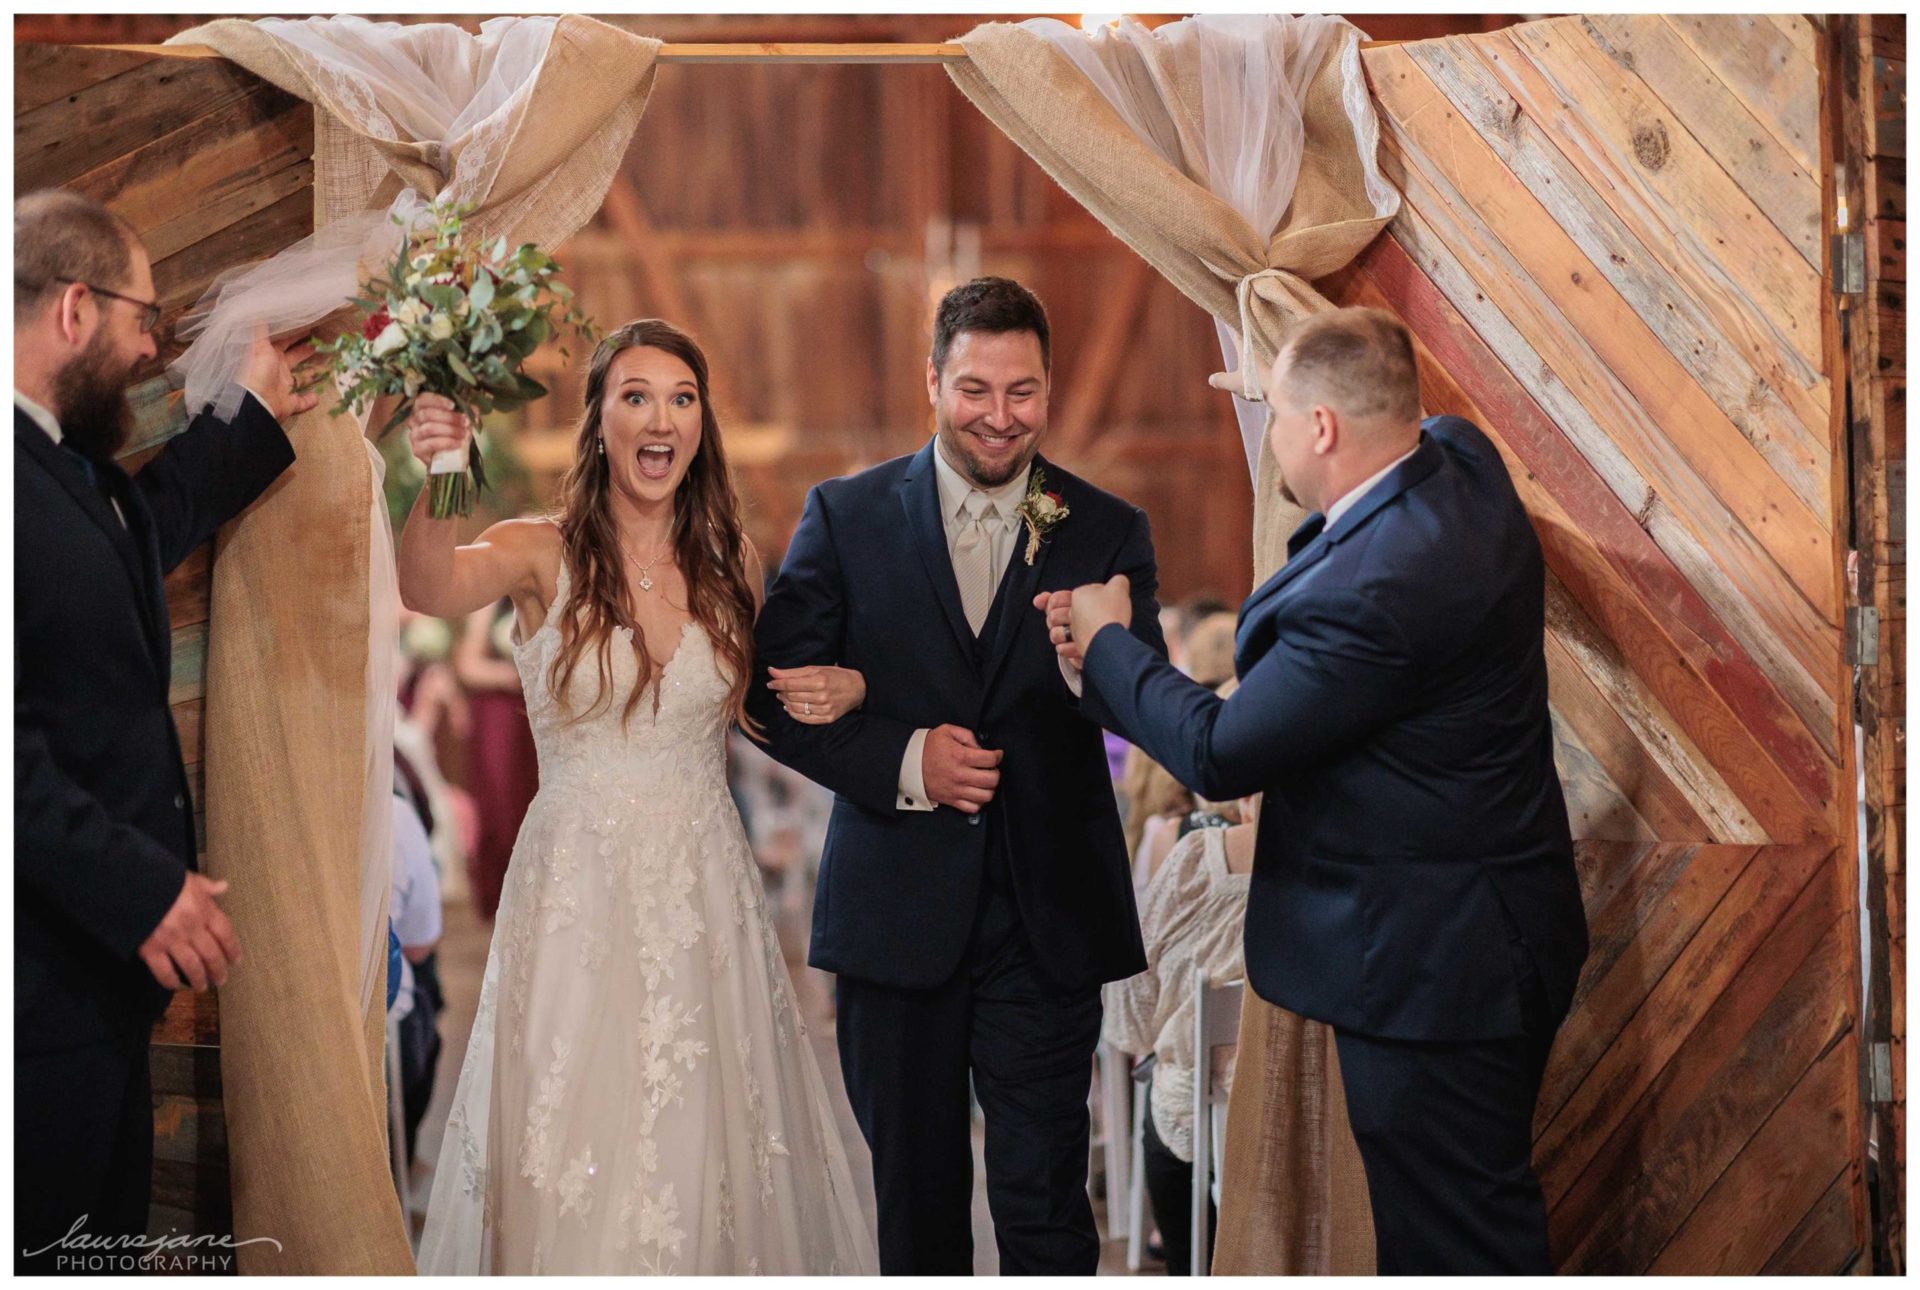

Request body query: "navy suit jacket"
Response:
[1082, 415, 1587, 1042]
[748, 440, 1164, 991]
[15, 397, 294, 1052]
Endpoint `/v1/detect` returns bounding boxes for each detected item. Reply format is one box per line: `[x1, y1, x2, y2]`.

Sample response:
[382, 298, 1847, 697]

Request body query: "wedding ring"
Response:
[803, 702, 812, 716]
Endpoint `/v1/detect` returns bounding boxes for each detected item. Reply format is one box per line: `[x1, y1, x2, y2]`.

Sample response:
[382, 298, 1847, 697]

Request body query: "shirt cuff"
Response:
[897, 727, 934, 811]
[1059, 654, 1084, 698]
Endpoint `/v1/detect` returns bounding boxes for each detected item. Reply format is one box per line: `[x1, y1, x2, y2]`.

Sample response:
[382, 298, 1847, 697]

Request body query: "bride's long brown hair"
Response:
[548, 319, 761, 736]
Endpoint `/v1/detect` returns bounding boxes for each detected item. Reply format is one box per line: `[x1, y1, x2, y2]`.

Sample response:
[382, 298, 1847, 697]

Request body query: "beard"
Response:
[934, 410, 1042, 490]
[50, 331, 136, 463]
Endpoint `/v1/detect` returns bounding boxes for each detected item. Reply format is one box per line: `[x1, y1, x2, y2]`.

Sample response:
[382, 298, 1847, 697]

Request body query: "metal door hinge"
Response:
[1833, 231, 1867, 295]
[1849, 605, 1881, 666]
[1870, 1041, 1895, 1103]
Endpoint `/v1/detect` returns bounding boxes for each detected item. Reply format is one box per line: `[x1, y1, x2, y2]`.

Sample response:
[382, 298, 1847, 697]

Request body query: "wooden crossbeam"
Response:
[657, 42, 964, 63]
[97, 40, 969, 63]
[113, 39, 1385, 65]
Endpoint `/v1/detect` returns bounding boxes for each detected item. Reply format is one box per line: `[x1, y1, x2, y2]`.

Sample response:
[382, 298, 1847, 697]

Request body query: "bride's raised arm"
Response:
[396, 393, 551, 618]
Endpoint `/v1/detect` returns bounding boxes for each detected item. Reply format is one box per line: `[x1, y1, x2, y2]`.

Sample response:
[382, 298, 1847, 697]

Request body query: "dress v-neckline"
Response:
[639, 617, 701, 676]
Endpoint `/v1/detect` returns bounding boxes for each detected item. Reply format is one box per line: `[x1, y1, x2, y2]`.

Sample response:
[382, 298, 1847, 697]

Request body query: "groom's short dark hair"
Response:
[931, 276, 1051, 376]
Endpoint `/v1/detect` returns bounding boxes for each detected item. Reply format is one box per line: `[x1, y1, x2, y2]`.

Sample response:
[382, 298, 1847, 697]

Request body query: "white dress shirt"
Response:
[895, 443, 1081, 812]
[1321, 442, 1420, 530]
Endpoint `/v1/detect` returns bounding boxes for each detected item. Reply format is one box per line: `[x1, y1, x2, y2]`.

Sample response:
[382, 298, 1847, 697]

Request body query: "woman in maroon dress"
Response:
[454, 600, 540, 921]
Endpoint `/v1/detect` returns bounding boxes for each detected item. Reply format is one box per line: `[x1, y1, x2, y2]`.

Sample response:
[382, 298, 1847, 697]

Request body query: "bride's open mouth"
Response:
[637, 442, 676, 480]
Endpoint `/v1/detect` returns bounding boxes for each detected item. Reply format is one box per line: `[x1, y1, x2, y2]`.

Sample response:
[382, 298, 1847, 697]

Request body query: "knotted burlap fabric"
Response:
[950, 21, 1393, 1272]
[160, 16, 660, 1271]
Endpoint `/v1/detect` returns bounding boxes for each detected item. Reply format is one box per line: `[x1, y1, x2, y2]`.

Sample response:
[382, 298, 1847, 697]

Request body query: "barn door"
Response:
[1325, 14, 1867, 1273]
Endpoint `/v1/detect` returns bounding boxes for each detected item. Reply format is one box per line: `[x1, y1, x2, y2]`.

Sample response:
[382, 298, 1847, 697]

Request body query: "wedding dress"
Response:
[417, 563, 877, 1274]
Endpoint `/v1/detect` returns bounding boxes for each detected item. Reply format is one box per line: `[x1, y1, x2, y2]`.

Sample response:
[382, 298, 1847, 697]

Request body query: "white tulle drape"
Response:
[169, 16, 558, 424]
[1020, 15, 1398, 479]
[164, 13, 559, 1020]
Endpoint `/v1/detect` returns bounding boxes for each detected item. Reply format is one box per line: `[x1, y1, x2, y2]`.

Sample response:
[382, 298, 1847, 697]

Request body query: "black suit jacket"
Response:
[15, 396, 294, 1053]
[748, 440, 1164, 991]
[1082, 416, 1588, 1042]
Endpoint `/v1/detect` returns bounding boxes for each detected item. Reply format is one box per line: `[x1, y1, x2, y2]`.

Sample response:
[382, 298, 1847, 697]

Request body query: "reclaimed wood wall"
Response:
[1326, 14, 1871, 1272]
[14, 43, 317, 1246]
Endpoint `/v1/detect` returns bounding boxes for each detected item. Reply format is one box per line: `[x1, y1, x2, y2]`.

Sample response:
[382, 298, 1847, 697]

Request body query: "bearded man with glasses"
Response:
[13, 188, 315, 1274]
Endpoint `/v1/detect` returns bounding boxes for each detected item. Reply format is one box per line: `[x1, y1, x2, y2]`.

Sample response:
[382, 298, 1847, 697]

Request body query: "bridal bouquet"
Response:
[314, 197, 595, 518]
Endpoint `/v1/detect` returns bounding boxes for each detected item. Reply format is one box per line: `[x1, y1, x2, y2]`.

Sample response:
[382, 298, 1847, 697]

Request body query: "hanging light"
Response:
[1079, 13, 1124, 31]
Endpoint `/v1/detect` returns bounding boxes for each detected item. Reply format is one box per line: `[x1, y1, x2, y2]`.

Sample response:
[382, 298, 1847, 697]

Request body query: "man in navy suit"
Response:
[1048, 308, 1587, 1273]
[747, 278, 1164, 1273]
[15, 189, 311, 1272]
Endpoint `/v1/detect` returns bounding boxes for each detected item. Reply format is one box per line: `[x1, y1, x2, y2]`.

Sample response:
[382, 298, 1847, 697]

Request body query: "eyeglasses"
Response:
[20, 275, 162, 334]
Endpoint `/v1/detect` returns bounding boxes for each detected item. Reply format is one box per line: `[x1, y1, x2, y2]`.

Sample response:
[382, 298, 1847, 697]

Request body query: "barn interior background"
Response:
[11, 9, 1906, 1275]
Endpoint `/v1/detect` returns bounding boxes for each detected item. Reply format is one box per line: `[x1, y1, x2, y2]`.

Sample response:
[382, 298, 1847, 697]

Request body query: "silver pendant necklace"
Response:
[621, 536, 672, 593]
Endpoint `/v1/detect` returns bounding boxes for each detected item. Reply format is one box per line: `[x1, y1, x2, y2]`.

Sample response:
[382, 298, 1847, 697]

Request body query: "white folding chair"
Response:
[1190, 972, 1244, 1277]
[1095, 1039, 1133, 1242]
[1126, 1062, 1150, 1270]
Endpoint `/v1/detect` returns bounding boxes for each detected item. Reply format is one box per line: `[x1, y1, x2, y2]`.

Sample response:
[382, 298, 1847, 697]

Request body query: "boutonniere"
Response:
[1014, 465, 1071, 565]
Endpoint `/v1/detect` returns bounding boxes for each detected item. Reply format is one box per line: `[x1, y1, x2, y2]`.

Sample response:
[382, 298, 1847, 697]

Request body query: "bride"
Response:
[402, 319, 878, 1274]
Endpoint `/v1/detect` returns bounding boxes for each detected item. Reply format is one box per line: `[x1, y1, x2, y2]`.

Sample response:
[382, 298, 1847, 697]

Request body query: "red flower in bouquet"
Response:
[361, 306, 392, 340]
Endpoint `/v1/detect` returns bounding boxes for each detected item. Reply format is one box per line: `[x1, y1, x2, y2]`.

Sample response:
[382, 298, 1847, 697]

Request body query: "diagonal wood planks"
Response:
[1345, 14, 1860, 1274]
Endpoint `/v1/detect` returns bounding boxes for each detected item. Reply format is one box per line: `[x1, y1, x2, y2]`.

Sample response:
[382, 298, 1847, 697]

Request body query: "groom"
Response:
[749, 277, 1163, 1273]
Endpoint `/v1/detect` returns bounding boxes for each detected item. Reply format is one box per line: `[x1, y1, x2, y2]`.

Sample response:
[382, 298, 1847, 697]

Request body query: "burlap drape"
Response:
[164, 17, 660, 1272]
[949, 21, 1392, 1273]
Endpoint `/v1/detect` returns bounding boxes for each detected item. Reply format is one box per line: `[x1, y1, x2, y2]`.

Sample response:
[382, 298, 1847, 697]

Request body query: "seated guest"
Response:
[389, 783, 443, 1164]
[1180, 591, 1231, 623]
[1121, 749, 1195, 890]
[14, 188, 311, 1272]
[1104, 691, 1255, 1277]
[1182, 611, 1239, 690]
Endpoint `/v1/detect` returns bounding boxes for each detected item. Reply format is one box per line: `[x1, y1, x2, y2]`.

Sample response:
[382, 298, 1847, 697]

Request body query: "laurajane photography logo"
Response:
[23, 1215, 283, 1272]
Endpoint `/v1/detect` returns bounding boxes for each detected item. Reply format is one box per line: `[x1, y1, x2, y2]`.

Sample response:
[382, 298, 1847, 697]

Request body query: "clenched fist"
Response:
[921, 724, 1004, 815]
